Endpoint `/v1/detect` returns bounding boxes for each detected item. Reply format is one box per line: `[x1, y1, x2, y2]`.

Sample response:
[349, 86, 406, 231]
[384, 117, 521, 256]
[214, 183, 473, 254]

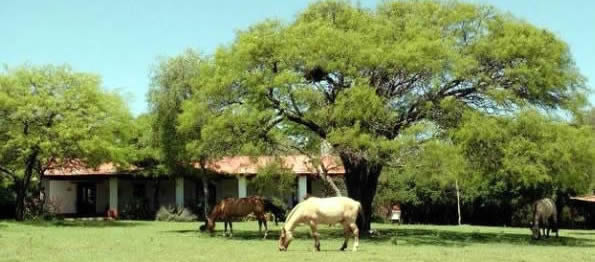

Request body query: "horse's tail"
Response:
[357, 201, 365, 225]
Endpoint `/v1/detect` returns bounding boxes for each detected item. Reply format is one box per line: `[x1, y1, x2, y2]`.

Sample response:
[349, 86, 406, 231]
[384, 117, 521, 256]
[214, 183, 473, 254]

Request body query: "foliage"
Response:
[249, 158, 296, 201]
[454, 110, 594, 199]
[154, 206, 197, 222]
[148, 49, 205, 173]
[174, 0, 587, 231]
[452, 110, 594, 225]
[374, 127, 469, 224]
[0, 64, 134, 220]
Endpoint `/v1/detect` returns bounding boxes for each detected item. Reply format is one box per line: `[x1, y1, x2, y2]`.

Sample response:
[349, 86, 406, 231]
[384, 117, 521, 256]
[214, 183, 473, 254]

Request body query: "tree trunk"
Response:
[323, 175, 342, 197]
[201, 174, 210, 221]
[14, 181, 26, 221]
[153, 178, 161, 211]
[456, 179, 461, 226]
[340, 153, 383, 234]
[318, 166, 342, 197]
[15, 151, 39, 221]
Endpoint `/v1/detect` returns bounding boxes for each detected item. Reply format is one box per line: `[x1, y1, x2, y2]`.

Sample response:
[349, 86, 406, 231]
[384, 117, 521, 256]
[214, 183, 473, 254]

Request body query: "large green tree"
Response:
[453, 110, 594, 224]
[0, 65, 134, 220]
[184, 0, 586, 231]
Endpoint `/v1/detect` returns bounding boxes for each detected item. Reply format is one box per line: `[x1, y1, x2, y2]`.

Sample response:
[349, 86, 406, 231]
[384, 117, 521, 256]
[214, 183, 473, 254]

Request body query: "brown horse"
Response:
[201, 196, 282, 238]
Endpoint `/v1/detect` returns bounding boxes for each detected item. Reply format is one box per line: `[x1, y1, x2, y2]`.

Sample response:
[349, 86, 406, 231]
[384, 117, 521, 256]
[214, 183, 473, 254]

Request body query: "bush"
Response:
[155, 206, 197, 222]
[120, 199, 153, 220]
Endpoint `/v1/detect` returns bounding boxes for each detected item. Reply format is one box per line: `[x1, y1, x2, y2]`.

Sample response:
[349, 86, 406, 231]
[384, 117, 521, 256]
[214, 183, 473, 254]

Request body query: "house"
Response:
[41, 155, 344, 217]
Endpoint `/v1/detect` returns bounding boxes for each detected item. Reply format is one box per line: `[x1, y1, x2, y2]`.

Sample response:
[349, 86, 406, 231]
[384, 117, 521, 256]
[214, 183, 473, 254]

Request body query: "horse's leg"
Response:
[349, 222, 359, 252]
[258, 219, 262, 233]
[229, 220, 233, 237]
[309, 221, 320, 251]
[340, 223, 350, 251]
[262, 217, 268, 239]
[224, 220, 228, 236]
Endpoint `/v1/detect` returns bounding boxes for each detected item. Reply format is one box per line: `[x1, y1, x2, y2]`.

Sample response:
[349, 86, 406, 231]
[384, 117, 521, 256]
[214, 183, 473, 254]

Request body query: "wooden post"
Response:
[298, 176, 307, 201]
[109, 177, 118, 218]
[176, 177, 184, 208]
[456, 179, 461, 226]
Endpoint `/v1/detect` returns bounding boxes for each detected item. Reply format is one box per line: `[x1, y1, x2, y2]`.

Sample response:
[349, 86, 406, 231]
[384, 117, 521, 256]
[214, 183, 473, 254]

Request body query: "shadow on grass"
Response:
[369, 228, 595, 247]
[164, 226, 595, 247]
[21, 219, 146, 228]
[567, 232, 595, 236]
[162, 228, 280, 240]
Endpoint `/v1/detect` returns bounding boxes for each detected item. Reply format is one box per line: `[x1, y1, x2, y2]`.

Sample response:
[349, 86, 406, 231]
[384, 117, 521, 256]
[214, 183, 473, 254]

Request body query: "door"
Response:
[77, 183, 96, 216]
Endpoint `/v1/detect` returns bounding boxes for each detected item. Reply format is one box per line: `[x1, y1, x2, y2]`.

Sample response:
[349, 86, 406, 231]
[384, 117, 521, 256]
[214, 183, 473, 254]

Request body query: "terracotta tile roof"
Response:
[44, 155, 345, 177]
[44, 162, 137, 177]
[203, 155, 344, 176]
[570, 194, 595, 203]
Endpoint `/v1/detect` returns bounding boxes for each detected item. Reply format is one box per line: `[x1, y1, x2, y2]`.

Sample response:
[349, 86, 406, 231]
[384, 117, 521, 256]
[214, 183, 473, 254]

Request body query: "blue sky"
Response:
[1, 0, 593, 115]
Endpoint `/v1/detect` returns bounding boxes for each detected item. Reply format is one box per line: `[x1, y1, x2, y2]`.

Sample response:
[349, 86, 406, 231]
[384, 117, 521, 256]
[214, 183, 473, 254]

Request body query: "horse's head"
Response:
[278, 228, 292, 251]
[274, 210, 286, 226]
[530, 223, 540, 240]
[206, 217, 215, 233]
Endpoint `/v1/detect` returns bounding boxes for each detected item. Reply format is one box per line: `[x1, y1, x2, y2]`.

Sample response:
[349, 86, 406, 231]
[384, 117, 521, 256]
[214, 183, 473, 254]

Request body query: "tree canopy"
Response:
[178, 0, 587, 231]
[0, 65, 134, 220]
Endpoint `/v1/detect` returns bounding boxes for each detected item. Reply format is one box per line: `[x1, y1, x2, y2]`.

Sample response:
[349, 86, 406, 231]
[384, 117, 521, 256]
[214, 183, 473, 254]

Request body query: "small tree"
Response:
[0, 65, 134, 220]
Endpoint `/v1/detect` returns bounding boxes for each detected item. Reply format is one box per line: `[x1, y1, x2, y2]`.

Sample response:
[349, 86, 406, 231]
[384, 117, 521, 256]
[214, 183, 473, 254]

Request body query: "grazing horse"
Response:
[278, 196, 362, 252]
[531, 198, 559, 240]
[201, 196, 285, 238]
[262, 198, 286, 226]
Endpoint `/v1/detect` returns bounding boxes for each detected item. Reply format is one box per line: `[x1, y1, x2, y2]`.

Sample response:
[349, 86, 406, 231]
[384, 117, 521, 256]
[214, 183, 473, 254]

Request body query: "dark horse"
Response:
[263, 198, 286, 226]
[199, 196, 286, 238]
[531, 198, 558, 240]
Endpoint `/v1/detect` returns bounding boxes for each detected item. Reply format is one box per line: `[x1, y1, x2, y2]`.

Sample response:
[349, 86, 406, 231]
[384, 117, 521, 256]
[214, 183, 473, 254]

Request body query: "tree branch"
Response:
[0, 165, 16, 181]
[267, 88, 327, 139]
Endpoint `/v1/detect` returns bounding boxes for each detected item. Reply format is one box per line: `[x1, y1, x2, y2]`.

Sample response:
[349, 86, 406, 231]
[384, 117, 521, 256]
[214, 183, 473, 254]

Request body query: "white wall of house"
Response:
[47, 180, 77, 214]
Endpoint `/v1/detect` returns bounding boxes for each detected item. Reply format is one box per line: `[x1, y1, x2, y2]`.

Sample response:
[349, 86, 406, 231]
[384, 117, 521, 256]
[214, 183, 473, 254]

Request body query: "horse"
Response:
[200, 196, 285, 238]
[262, 198, 286, 226]
[278, 196, 363, 252]
[531, 198, 559, 240]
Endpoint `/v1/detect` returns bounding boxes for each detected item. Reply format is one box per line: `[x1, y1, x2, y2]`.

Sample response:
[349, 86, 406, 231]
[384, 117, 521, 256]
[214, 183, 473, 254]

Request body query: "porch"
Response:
[41, 174, 332, 217]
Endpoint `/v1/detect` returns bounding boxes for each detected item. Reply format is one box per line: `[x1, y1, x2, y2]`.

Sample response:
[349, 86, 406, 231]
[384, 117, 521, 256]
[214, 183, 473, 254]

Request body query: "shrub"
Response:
[155, 206, 197, 222]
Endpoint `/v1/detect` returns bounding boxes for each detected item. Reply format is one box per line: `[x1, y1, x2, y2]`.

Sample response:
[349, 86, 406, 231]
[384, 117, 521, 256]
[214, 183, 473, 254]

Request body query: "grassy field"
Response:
[1, 220, 594, 262]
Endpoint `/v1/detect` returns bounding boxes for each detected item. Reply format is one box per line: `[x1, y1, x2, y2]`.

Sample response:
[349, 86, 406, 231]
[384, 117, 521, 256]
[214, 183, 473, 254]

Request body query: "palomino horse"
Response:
[278, 196, 362, 252]
[201, 196, 285, 238]
[531, 198, 558, 240]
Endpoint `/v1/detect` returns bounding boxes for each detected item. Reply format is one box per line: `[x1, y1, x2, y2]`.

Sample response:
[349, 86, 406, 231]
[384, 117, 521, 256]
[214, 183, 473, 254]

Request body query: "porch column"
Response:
[238, 176, 247, 198]
[176, 177, 184, 208]
[109, 177, 118, 216]
[298, 176, 307, 201]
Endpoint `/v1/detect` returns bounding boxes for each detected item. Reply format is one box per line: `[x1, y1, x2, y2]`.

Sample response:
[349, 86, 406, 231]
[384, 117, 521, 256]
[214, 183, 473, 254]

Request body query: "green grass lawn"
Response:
[1, 220, 594, 262]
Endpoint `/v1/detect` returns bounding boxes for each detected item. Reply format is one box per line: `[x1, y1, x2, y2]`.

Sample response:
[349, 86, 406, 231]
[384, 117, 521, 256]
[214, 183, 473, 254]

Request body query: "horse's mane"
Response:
[283, 201, 307, 227]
